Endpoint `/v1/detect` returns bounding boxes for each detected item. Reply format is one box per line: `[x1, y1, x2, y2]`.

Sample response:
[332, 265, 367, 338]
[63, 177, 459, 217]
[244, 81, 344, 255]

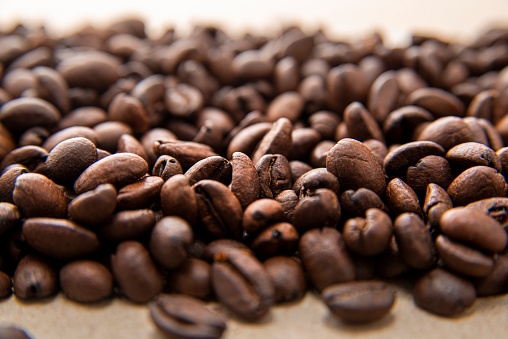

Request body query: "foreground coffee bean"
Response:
[0, 271, 12, 299]
[0, 326, 32, 339]
[322, 281, 395, 323]
[149, 294, 226, 339]
[59, 260, 113, 303]
[263, 256, 306, 303]
[149, 216, 193, 269]
[413, 268, 476, 317]
[13, 254, 57, 299]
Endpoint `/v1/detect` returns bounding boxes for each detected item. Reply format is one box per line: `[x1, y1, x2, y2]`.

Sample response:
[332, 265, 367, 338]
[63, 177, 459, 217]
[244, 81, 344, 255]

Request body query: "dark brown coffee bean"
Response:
[18, 127, 49, 147]
[226, 122, 271, 160]
[74, 152, 148, 194]
[474, 251, 508, 296]
[326, 138, 386, 196]
[416, 116, 476, 151]
[140, 128, 177, 166]
[13, 254, 57, 299]
[343, 102, 384, 143]
[440, 207, 507, 253]
[58, 107, 107, 130]
[116, 176, 163, 210]
[382, 105, 434, 146]
[251, 118, 293, 165]
[152, 155, 183, 181]
[185, 156, 231, 186]
[423, 183, 453, 228]
[203, 239, 253, 262]
[299, 227, 355, 291]
[42, 126, 99, 152]
[57, 51, 121, 91]
[242, 199, 284, 234]
[93, 121, 133, 153]
[436, 235, 494, 278]
[368, 71, 400, 123]
[0, 326, 32, 339]
[407, 87, 465, 118]
[32, 65, 71, 114]
[153, 140, 218, 171]
[22, 217, 101, 260]
[165, 83, 204, 119]
[111, 241, 164, 303]
[0, 202, 21, 237]
[0, 145, 47, 173]
[289, 160, 312, 183]
[385, 178, 422, 217]
[465, 197, 508, 230]
[256, 154, 292, 199]
[383, 141, 445, 177]
[293, 188, 340, 231]
[406, 155, 454, 194]
[447, 166, 507, 206]
[413, 268, 476, 317]
[229, 152, 259, 210]
[0, 165, 28, 203]
[250, 222, 299, 259]
[363, 139, 388, 168]
[232, 50, 274, 80]
[149, 216, 193, 270]
[340, 188, 388, 218]
[326, 63, 369, 113]
[100, 209, 156, 243]
[263, 256, 306, 303]
[446, 142, 502, 172]
[343, 208, 392, 256]
[0, 97, 60, 132]
[211, 248, 274, 320]
[193, 179, 243, 240]
[44, 137, 98, 186]
[266, 91, 304, 122]
[288, 128, 321, 161]
[149, 293, 226, 339]
[0, 271, 12, 299]
[274, 189, 299, 223]
[108, 93, 150, 135]
[274, 57, 299, 94]
[117, 134, 149, 163]
[310, 140, 335, 168]
[292, 168, 339, 197]
[160, 174, 197, 226]
[167, 258, 211, 300]
[13, 173, 67, 218]
[68, 183, 117, 226]
[322, 281, 395, 323]
[59, 260, 113, 303]
[308, 110, 340, 141]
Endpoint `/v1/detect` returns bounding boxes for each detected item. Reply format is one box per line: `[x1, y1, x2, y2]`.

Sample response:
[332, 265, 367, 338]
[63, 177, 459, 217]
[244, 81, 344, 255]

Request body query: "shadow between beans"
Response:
[323, 311, 396, 333]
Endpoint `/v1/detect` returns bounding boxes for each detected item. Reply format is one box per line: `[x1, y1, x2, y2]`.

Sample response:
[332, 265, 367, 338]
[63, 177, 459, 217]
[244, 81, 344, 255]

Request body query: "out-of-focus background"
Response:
[0, 0, 507, 45]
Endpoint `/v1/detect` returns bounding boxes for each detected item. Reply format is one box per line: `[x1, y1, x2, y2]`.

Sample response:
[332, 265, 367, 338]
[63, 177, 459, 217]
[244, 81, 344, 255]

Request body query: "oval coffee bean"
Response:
[0, 97, 60, 132]
[242, 199, 284, 234]
[0, 271, 12, 299]
[211, 248, 274, 320]
[416, 116, 476, 151]
[383, 141, 445, 177]
[263, 256, 306, 303]
[152, 155, 183, 181]
[413, 268, 476, 317]
[0, 165, 28, 203]
[343, 208, 392, 256]
[116, 176, 164, 210]
[407, 87, 465, 118]
[153, 140, 218, 171]
[230, 152, 260, 209]
[322, 281, 395, 323]
[299, 227, 355, 291]
[446, 142, 502, 172]
[440, 207, 507, 253]
[149, 216, 193, 270]
[22, 218, 101, 260]
[160, 174, 197, 226]
[13, 254, 57, 299]
[340, 188, 387, 218]
[149, 294, 226, 339]
[474, 252, 508, 296]
[292, 168, 340, 196]
[251, 117, 293, 165]
[250, 222, 299, 259]
[59, 260, 113, 303]
[100, 209, 156, 243]
[13, 173, 67, 218]
[466, 197, 508, 229]
[185, 156, 231, 186]
[292, 188, 341, 231]
[326, 138, 386, 196]
[385, 178, 422, 217]
[0, 202, 21, 237]
[167, 258, 212, 300]
[0, 145, 47, 173]
[111, 241, 164, 303]
[256, 154, 292, 199]
[74, 152, 148, 194]
[68, 183, 117, 226]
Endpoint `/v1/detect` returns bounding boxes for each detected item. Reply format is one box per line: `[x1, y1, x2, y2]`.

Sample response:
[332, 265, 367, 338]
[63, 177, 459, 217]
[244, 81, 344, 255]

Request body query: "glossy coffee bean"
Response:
[160, 174, 197, 226]
[149, 216, 193, 270]
[68, 183, 117, 226]
[166, 258, 212, 300]
[100, 209, 156, 243]
[59, 260, 113, 303]
[343, 208, 392, 256]
[13, 254, 57, 299]
[263, 256, 306, 303]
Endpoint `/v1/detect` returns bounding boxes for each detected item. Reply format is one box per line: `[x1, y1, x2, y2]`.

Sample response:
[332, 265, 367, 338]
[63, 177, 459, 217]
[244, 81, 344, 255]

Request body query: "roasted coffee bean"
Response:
[383, 141, 445, 177]
[0, 165, 28, 203]
[226, 122, 271, 160]
[0, 145, 47, 173]
[406, 155, 454, 194]
[108, 93, 149, 135]
[13, 173, 68, 218]
[466, 197, 508, 230]
[0, 326, 32, 339]
[93, 121, 133, 153]
[326, 138, 386, 196]
[44, 137, 98, 185]
[308, 110, 340, 141]
[100, 209, 156, 243]
[288, 128, 321, 161]
[149, 294, 226, 339]
[251, 118, 293, 165]
[310, 140, 335, 168]
[289, 160, 312, 183]
[382, 105, 434, 145]
[423, 183, 453, 228]
[340, 188, 388, 218]
[160, 174, 197, 226]
[0, 202, 21, 237]
[413, 268, 476, 317]
[263, 256, 306, 303]
[141, 128, 177, 166]
[117, 134, 149, 163]
[153, 140, 218, 171]
[326, 63, 369, 114]
[116, 176, 163, 210]
[394, 213, 436, 270]
[193, 179, 243, 240]
[242, 199, 284, 234]
[407, 87, 465, 118]
[68, 183, 117, 226]
[167, 258, 212, 300]
[185, 156, 231, 186]
[299, 227, 355, 291]
[230, 152, 260, 209]
[0, 97, 60, 132]
[274, 57, 299, 94]
[446, 166, 507, 206]
[59, 260, 113, 303]
[149, 216, 193, 270]
[474, 251, 508, 296]
[343, 101, 384, 143]
[250, 222, 299, 259]
[22, 217, 101, 260]
[440, 207, 507, 253]
[274, 189, 299, 223]
[18, 127, 49, 147]
[13, 254, 57, 299]
[203, 239, 253, 262]
[256, 154, 292, 199]
[446, 142, 502, 172]
[111, 241, 164, 303]
[322, 281, 395, 323]
[57, 107, 107, 130]
[416, 116, 476, 151]
[435, 235, 494, 278]
[368, 71, 400, 123]
[292, 168, 340, 196]
[74, 152, 148, 194]
[211, 248, 274, 320]
[152, 155, 183, 181]
[343, 208, 392, 256]
[165, 83, 204, 119]
[385, 178, 422, 217]
[0, 271, 12, 299]
[266, 91, 304, 122]
[42, 126, 98, 152]
[293, 188, 340, 231]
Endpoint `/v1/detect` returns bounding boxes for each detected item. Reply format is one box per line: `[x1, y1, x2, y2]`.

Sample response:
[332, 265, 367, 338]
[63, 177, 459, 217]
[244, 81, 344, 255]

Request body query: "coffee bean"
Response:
[202, 239, 253, 262]
[242, 199, 284, 234]
[343, 101, 384, 143]
[93, 121, 133, 153]
[149, 294, 226, 339]
[42, 126, 98, 152]
[474, 251, 508, 296]
[407, 87, 465, 118]
[167, 258, 212, 300]
[385, 178, 422, 217]
[165, 83, 204, 119]
[13, 254, 57, 299]
[292, 167, 340, 196]
[340, 188, 388, 218]
[416, 116, 476, 151]
[153, 140, 218, 171]
[117, 134, 149, 163]
[251, 118, 293, 165]
[423, 183, 453, 228]
[263, 256, 306, 303]
[0, 145, 47, 173]
[152, 155, 183, 181]
[299, 227, 355, 291]
[0, 202, 21, 237]
[343, 208, 392, 256]
[465, 197, 508, 230]
[266, 91, 304, 122]
[274, 189, 299, 223]
[68, 183, 117, 226]
[185, 156, 231, 186]
[368, 71, 400, 123]
[22, 217, 101, 260]
[108, 93, 149, 135]
[149, 216, 193, 270]
[160, 174, 198, 226]
[322, 281, 395, 323]
[0, 327, 32, 339]
[288, 128, 322, 161]
[446, 142, 502, 172]
[100, 209, 156, 243]
[111, 241, 164, 303]
[0, 97, 60, 132]
[256, 154, 292, 199]
[60, 260, 113, 303]
[230, 152, 260, 209]
[293, 188, 340, 231]
[0, 270, 12, 299]
[211, 248, 274, 320]
[250, 222, 299, 259]
[116, 176, 163, 210]
[406, 155, 454, 194]
[226, 122, 271, 160]
[413, 268, 476, 317]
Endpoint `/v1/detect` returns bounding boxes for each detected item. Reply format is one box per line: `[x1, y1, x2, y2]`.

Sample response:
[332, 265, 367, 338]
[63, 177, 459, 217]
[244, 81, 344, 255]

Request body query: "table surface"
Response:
[1, 0, 508, 337]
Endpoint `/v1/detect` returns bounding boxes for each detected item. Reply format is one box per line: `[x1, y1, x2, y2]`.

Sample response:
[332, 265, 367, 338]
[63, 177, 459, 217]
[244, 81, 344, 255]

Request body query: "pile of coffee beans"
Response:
[1, 18, 508, 338]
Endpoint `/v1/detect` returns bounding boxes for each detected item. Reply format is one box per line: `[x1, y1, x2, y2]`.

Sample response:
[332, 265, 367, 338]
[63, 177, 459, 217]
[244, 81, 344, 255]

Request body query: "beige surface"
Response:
[0, 283, 507, 339]
[1, 0, 508, 338]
